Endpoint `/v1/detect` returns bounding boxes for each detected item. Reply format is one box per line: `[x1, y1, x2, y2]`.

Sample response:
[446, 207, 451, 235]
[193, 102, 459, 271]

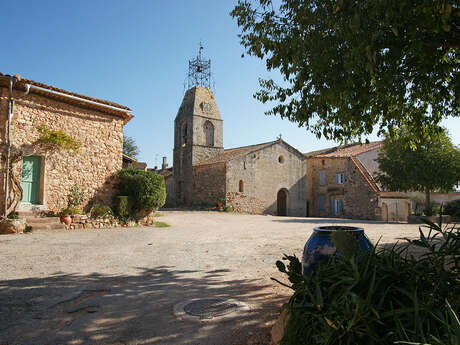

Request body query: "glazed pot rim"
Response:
[313, 226, 364, 233]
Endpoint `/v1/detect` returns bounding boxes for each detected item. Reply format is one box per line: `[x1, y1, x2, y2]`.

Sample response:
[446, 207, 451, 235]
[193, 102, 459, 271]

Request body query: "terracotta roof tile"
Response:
[305, 141, 383, 158]
[379, 191, 409, 199]
[195, 141, 277, 166]
[0, 72, 133, 121]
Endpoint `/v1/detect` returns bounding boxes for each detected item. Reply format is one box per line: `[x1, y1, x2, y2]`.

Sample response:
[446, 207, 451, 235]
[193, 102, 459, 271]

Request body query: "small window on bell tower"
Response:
[181, 122, 188, 146]
[203, 120, 214, 147]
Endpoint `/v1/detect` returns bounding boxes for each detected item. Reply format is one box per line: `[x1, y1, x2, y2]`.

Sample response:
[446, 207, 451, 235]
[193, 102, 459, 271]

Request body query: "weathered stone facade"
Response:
[306, 143, 410, 221]
[170, 86, 307, 216]
[307, 157, 379, 219]
[224, 142, 307, 216]
[173, 86, 223, 205]
[0, 75, 132, 213]
[193, 163, 226, 205]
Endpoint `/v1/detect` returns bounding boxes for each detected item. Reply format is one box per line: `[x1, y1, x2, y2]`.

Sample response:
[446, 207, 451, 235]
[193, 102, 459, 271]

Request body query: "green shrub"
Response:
[223, 205, 233, 212]
[67, 185, 84, 208]
[36, 124, 81, 151]
[116, 196, 131, 218]
[7, 212, 18, 219]
[275, 220, 460, 345]
[60, 206, 81, 215]
[117, 169, 166, 212]
[90, 204, 113, 218]
[445, 199, 460, 216]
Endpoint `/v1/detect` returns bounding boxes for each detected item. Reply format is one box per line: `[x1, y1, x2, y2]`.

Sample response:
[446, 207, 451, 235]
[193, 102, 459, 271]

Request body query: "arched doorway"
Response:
[277, 189, 288, 216]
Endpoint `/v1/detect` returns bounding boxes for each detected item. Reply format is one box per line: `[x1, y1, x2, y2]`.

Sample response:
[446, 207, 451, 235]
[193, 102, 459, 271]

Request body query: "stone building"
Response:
[305, 142, 410, 221]
[0, 73, 133, 213]
[172, 86, 307, 216]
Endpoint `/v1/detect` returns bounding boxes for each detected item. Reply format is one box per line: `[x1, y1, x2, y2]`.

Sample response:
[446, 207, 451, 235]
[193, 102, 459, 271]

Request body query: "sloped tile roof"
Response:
[195, 140, 277, 166]
[305, 141, 383, 158]
[379, 191, 409, 199]
[0, 72, 133, 121]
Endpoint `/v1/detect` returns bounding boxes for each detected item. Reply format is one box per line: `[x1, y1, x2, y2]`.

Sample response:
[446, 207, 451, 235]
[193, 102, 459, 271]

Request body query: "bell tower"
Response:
[173, 45, 224, 205]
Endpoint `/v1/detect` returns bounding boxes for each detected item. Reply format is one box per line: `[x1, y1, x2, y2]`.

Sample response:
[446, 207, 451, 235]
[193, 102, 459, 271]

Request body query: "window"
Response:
[319, 195, 325, 210]
[181, 122, 188, 146]
[203, 121, 214, 147]
[239, 180, 244, 193]
[278, 155, 285, 163]
[319, 171, 326, 185]
[335, 173, 346, 184]
[331, 199, 343, 214]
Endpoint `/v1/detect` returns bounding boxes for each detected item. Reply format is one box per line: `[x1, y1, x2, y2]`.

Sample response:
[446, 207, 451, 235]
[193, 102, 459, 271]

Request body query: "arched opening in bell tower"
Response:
[203, 120, 214, 147]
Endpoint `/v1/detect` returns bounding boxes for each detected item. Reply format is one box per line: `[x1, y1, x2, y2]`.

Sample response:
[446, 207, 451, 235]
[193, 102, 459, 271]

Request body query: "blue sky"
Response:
[2, 1, 459, 167]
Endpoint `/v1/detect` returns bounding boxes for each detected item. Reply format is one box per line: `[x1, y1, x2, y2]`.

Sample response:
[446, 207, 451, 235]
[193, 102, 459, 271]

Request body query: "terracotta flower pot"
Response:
[61, 215, 72, 226]
[217, 202, 223, 208]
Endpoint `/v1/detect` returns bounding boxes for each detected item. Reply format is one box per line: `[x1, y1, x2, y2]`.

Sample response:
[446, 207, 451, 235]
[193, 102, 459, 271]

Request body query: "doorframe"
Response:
[277, 188, 289, 216]
[20, 155, 46, 206]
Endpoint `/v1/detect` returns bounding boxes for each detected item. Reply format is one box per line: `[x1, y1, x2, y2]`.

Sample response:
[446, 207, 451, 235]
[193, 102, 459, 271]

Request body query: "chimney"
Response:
[162, 157, 168, 170]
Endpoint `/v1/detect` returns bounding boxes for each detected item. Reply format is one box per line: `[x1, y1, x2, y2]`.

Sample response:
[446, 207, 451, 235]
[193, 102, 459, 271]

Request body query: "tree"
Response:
[117, 169, 166, 212]
[231, 0, 459, 141]
[5, 125, 81, 215]
[375, 128, 460, 212]
[123, 135, 139, 159]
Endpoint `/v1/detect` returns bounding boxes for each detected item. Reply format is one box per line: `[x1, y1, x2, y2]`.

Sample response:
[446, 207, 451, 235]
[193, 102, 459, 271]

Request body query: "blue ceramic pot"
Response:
[302, 226, 373, 275]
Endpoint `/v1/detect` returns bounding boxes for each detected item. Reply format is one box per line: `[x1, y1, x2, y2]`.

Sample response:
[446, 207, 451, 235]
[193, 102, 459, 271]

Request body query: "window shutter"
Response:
[338, 200, 343, 213]
[320, 171, 325, 185]
[331, 199, 336, 214]
[335, 174, 338, 184]
[319, 195, 325, 210]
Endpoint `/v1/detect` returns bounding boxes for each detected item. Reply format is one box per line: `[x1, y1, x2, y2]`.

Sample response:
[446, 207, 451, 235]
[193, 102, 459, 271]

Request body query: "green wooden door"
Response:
[21, 156, 41, 204]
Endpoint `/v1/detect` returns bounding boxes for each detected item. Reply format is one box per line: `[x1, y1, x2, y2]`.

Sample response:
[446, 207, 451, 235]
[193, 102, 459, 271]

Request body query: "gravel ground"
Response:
[0, 211, 423, 345]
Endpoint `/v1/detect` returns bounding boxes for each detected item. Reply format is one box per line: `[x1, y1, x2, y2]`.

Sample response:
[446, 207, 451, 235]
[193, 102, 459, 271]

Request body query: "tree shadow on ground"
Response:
[0, 266, 287, 345]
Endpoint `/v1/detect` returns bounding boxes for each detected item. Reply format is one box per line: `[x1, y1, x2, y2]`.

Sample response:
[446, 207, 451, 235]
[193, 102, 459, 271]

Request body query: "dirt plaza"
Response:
[0, 211, 422, 345]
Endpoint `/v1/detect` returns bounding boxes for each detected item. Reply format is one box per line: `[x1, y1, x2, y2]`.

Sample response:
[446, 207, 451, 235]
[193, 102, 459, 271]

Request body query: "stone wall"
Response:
[192, 163, 226, 205]
[226, 192, 265, 214]
[378, 198, 410, 222]
[164, 175, 176, 207]
[0, 87, 126, 213]
[226, 142, 307, 216]
[307, 157, 378, 219]
[173, 87, 224, 205]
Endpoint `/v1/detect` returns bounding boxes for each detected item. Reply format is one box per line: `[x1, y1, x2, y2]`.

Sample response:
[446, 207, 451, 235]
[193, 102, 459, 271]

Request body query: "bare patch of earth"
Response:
[0, 211, 422, 345]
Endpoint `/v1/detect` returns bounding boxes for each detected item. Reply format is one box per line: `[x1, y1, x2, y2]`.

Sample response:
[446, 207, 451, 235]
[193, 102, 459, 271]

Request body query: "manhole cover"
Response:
[174, 298, 249, 322]
[183, 298, 238, 319]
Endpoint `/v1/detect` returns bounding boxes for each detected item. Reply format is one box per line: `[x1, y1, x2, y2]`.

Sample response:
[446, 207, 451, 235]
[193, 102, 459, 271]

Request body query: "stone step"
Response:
[30, 223, 66, 231]
[17, 211, 35, 219]
[25, 217, 60, 224]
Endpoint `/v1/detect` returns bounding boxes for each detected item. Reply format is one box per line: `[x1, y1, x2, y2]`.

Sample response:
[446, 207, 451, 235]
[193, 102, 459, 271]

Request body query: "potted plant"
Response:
[60, 208, 72, 226]
[60, 206, 81, 226]
[217, 196, 226, 209]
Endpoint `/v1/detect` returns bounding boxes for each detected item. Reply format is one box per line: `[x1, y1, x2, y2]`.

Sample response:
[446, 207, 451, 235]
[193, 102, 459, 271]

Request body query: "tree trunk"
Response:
[425, 187, 431, 212]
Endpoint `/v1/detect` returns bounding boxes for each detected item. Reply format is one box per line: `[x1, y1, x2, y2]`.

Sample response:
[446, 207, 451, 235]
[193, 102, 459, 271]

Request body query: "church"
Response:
[164, 47, 409, 221]
[170, 85, 308, 216]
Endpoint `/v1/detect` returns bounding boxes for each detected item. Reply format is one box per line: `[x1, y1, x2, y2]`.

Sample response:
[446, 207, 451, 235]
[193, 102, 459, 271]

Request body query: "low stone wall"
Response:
[67, 214, 120, 230]
[226, 192, 265, 214]
[66, 210, 155, 230]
